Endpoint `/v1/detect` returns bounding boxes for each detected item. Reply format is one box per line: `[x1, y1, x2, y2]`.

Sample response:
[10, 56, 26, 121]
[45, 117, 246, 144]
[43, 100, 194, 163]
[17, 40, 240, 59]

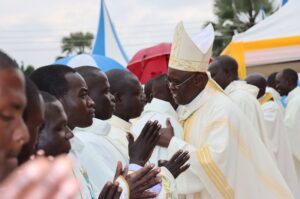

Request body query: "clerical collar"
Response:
[177, 79, 223, 121]
[142, 98, 178, 119]
[286, 87, 300, 104]
[109, 115, 131, 133]
[225, 80, 259, 98]
[75, 118, 111, 136]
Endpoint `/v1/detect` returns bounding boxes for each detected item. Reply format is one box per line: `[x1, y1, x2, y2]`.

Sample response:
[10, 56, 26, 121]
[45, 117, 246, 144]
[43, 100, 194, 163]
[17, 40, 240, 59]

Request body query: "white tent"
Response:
[222, 0, 300, 78]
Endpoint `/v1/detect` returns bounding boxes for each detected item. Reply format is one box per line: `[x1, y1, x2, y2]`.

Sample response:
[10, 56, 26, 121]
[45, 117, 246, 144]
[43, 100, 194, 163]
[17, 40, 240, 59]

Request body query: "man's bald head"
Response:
[75, 66, 101, 80]
[76, 66, 116, 120]
[106, 69, 145, 121]
[275, 68, 299, 96]
[245, 74, 267, 99]
[106, 69, 139, 95]
[208, 55, 239, 89]
[267, 72, 277, 89]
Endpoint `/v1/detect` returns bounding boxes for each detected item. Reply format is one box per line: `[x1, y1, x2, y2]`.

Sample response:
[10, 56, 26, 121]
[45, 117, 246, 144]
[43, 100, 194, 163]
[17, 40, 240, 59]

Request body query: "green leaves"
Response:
[210, 0, 277, 55]
[60, 32, 94, 56]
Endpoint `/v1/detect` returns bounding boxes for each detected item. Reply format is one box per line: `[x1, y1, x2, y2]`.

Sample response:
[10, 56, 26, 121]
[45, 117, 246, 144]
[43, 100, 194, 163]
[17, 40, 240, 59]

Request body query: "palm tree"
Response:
[211, 0, 277, 55]
[61, 32, 94, 56]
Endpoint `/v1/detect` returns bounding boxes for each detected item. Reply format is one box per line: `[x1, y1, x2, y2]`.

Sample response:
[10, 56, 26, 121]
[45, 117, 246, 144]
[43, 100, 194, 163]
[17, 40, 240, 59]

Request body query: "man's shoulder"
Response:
[196, 91, 241, 118]
[287, 96, 300, 111]
[229, 89, 256, 102]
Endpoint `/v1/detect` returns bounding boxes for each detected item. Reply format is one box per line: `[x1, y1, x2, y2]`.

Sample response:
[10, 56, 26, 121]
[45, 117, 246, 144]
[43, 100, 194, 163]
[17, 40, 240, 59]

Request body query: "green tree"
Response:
[211, 0, 277, 55]
[61, 32, 94, 56]
[20, 61, 35, 76]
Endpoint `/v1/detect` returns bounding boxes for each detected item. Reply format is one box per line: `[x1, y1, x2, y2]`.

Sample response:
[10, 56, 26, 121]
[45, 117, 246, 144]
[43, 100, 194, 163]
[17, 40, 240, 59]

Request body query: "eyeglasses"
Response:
[168, 74, 196, 89]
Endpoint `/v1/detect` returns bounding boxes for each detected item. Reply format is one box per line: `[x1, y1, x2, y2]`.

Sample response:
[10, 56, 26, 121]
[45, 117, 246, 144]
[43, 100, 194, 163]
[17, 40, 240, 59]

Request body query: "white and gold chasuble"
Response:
[167, 79, 293, 199]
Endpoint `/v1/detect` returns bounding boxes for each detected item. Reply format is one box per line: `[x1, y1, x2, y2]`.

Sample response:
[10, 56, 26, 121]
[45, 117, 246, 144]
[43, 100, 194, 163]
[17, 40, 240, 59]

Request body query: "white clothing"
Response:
[107, 115, 178, 199]
[72, 121, 129, 198]
[285, 87, 300, 181]
[165, 79, 294, 199]
[260, 94, 299, 198]
[224, 80, 272, 153]
[266, 87, 285, 111]
[69, 137, 97, 199]
[131, 98, 183, 165]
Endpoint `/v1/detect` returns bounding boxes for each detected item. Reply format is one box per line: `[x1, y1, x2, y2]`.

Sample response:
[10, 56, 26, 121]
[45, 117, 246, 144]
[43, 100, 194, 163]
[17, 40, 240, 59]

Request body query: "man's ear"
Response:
[194, 72, 208, 86]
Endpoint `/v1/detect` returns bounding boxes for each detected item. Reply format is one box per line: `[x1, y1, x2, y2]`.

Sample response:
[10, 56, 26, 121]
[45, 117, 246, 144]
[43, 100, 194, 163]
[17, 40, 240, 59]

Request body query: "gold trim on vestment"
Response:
[197, 145, 234, 199]
[259, 92, 273, 105]
[187, 115, 293, 199]
[227, 121, 294, 199]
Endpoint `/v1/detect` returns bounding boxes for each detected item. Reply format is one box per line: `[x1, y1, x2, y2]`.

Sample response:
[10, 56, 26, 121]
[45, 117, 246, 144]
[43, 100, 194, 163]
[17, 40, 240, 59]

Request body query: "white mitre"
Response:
[169, 22, 215, 72]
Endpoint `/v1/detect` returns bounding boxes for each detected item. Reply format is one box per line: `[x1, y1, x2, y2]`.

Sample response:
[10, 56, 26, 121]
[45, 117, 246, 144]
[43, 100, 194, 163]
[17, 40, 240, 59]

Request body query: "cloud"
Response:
[0, 0, 214, 67]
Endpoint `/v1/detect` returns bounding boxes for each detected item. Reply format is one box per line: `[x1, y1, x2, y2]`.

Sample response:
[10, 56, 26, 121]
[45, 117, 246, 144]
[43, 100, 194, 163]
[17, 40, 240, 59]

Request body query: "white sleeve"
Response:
[167, 137, 204, 195]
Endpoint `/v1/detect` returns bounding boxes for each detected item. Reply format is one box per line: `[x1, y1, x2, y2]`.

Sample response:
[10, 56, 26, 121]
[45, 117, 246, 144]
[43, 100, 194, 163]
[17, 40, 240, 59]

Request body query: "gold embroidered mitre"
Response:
[169, 22, 215, 72]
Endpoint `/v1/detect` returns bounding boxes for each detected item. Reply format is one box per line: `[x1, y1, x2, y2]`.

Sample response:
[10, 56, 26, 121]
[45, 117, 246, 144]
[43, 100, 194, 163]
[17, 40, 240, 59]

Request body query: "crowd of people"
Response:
[0, 22, 299, 199]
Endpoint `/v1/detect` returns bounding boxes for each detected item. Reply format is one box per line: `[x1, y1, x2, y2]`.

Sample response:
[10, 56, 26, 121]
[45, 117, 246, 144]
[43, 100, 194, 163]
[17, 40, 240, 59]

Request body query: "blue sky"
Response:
[0, 0, 215, 67]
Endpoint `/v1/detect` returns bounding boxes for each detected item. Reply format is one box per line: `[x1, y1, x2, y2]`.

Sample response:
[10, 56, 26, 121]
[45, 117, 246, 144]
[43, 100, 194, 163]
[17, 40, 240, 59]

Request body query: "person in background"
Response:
[267, 72, 285, 110]
[208, 55, 272, 153]
[276, 68, 300, 181]
[131, 74, 183, 165]
[106, 69, 190, 198]
[75, 66, 163, 199]
[246, 73, 299, 198]
[18, 78, 44, 164]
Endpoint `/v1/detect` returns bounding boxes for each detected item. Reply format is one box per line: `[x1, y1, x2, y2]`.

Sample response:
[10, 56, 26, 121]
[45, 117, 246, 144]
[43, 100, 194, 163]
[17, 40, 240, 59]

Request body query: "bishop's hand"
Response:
[127, 120, 161, 166]
[157, 118, 174, 147]
[159, 150, 190, 179]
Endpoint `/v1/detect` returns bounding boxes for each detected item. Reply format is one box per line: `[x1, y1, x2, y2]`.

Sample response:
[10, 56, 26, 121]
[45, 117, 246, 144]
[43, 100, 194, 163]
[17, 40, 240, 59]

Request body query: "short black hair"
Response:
[0, 50, 18, 69]
[75, 66, 101, 85]
[282, 68, 298, 87]
[106, 69, 137, 95]
[267, 72, 277, 87]
[30, 65, 76, 98]
[152, 74, 168, 83]
[40, 91, 57, 103]
[144, 78, 154, 103]
[23, 78, 42, 121]
[214, 55, 238, 75]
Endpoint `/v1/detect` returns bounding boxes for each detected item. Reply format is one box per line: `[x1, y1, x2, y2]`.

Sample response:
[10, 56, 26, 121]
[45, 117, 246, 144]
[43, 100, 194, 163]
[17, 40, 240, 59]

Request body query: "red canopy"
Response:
[127, 43, 171, 84]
